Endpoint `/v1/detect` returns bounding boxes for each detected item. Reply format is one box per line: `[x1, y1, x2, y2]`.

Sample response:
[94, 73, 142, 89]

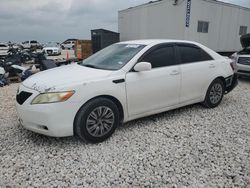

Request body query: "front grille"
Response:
[238, 57, 250, 65]
[47, 50, 53, 54]
[16, 91, 32, 105]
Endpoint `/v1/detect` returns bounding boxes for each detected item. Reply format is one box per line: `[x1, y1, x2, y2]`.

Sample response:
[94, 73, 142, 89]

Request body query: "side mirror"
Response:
[134, 62, 152, 72]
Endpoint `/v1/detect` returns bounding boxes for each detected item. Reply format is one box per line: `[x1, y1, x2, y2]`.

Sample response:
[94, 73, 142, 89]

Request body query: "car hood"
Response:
[240, 33, 250, 48]
[22, 63, 113, 92]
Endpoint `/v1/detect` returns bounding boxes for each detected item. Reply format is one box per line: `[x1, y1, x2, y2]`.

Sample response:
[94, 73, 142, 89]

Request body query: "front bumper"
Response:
[16, 84, 78, 137]
[225, 74, 238, 94]
[236, 63, 250, 76]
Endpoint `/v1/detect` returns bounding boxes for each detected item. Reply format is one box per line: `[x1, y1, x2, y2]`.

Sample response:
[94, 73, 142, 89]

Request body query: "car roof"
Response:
[118, 39, 200, 46]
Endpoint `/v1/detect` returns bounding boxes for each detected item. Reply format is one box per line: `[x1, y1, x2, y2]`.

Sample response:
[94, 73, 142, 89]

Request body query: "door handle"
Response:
[170, 70, 180, 75]
[113, 79, 125, 84]
[209, 64, 215, 68]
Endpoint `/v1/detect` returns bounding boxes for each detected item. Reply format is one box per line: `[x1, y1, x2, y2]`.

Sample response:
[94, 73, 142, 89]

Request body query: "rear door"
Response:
[126, 43, 181, 116]
[176, 43, 216, 103]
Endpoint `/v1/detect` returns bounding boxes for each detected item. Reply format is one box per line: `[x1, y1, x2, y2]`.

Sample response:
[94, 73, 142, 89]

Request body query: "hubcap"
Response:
[209, 83, 223, 104]
[86, 106, 115, 137]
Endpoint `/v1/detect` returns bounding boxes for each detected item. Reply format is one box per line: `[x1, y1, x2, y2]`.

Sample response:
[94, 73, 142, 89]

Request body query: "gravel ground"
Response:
[0, 79, 250, 187]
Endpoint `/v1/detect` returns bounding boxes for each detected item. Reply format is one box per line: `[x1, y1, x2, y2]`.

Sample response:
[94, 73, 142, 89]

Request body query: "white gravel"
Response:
[0, 79, 250, 187]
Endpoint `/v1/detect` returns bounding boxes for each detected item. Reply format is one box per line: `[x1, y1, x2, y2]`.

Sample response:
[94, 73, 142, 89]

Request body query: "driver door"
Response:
[125, 44, 181, 116]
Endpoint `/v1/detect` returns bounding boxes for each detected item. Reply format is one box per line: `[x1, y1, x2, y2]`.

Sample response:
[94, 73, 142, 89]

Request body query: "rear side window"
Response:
[178, 45, 213, 64]
[141, 46, 176, 68]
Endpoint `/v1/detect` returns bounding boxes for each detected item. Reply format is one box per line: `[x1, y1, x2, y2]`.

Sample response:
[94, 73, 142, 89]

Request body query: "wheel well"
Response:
[216, 76, 226, 88]
[203, 76, 227, 101]
[73, 95, 124, 135]
[97, 95, 124, 121]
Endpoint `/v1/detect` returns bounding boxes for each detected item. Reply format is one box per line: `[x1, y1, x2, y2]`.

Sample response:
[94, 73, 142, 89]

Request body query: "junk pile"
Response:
[0, 48, 77, 87]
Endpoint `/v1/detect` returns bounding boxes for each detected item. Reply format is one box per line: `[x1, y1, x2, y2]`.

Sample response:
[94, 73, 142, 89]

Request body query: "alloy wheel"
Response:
[86, 106, 115, 137]
[209, 83, 223, 104]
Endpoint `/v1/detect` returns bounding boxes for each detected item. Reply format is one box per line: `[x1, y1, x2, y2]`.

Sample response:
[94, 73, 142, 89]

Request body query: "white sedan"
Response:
[16, 40, 237, 143]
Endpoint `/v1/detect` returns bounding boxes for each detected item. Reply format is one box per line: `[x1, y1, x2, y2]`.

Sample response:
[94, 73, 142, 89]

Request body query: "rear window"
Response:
[178, 45, 213, 63]
[0, 44, 7, 47]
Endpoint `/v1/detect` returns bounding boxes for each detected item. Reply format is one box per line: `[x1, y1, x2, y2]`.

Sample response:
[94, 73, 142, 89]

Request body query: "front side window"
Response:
[178, 45, 213, 64]
[239, 26, 247, 35]
[141, 45, 176, 68]
[81, 44, 145, 70]
[197, 21, 209, 33]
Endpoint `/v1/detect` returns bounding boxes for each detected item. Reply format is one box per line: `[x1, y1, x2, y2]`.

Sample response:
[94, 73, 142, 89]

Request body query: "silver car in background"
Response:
[231, 34, 250, 77]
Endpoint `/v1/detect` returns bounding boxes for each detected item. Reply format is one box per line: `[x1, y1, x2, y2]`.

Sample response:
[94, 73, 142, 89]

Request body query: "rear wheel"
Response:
[203, 79, 225, 108]
[75, 98, 120, 143]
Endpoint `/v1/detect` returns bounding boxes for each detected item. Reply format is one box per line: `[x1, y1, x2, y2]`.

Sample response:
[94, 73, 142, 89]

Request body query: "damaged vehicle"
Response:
[42, 42, 62, 56]
[231, 33, 250, 77]
[16, 40, 237, 143]
[22, 40, 42, 49]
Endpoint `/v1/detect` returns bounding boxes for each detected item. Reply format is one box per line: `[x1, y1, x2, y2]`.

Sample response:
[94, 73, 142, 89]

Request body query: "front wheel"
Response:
[203, 79, 225, 108]
[75, 98, 120, 143]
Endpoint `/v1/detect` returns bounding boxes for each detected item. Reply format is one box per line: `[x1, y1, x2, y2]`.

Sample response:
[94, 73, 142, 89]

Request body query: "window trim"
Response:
[134, 43, 178, 70]
[175, 43, 214, 65]
[239, 26, 247, 36]
[197, 21, 209, 33]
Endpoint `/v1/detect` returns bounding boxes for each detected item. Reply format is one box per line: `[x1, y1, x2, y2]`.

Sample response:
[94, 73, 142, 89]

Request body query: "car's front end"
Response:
[233, 34, 250, 77]
[43, 47, 61, 56]
[16, 83, 79, 137]
[15, 63, 117, 137]
[235, 55, 250, 77]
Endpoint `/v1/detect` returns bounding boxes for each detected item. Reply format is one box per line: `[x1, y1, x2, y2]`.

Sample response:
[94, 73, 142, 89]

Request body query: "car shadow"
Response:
[118, 103, 202, 131]
[238, 76, 250, 83]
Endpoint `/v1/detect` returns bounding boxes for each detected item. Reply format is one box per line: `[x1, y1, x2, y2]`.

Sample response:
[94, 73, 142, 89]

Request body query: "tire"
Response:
[203, 79, 225, 108]
[74, 98, 120, 143]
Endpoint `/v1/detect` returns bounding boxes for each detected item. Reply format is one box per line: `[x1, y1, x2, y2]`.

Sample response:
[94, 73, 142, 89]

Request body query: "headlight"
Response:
[31, 91, 75, 104]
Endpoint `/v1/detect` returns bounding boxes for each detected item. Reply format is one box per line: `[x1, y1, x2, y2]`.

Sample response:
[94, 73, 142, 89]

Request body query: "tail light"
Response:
[230, 61, 237, 72]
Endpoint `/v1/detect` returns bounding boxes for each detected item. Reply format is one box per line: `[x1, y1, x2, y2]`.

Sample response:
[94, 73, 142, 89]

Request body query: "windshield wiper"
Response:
[82, 64, 99, 69]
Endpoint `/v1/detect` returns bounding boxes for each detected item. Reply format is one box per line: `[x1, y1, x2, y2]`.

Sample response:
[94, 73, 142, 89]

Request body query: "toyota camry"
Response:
[16, 40, 237, 143]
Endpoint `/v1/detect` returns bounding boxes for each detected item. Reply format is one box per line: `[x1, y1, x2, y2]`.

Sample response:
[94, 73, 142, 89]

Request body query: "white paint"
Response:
[16, 40, 234, 137]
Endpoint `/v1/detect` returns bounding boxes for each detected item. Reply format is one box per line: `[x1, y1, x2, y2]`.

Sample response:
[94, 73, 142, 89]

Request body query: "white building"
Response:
[118, 0, 250, 53]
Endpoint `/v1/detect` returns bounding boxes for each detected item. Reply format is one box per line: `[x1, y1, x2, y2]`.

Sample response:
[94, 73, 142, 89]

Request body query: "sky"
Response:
[0, 0, 249, 43]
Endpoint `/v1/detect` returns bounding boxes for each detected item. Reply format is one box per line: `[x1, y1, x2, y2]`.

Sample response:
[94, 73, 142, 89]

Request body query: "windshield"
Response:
[80, 43, 145, 70]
